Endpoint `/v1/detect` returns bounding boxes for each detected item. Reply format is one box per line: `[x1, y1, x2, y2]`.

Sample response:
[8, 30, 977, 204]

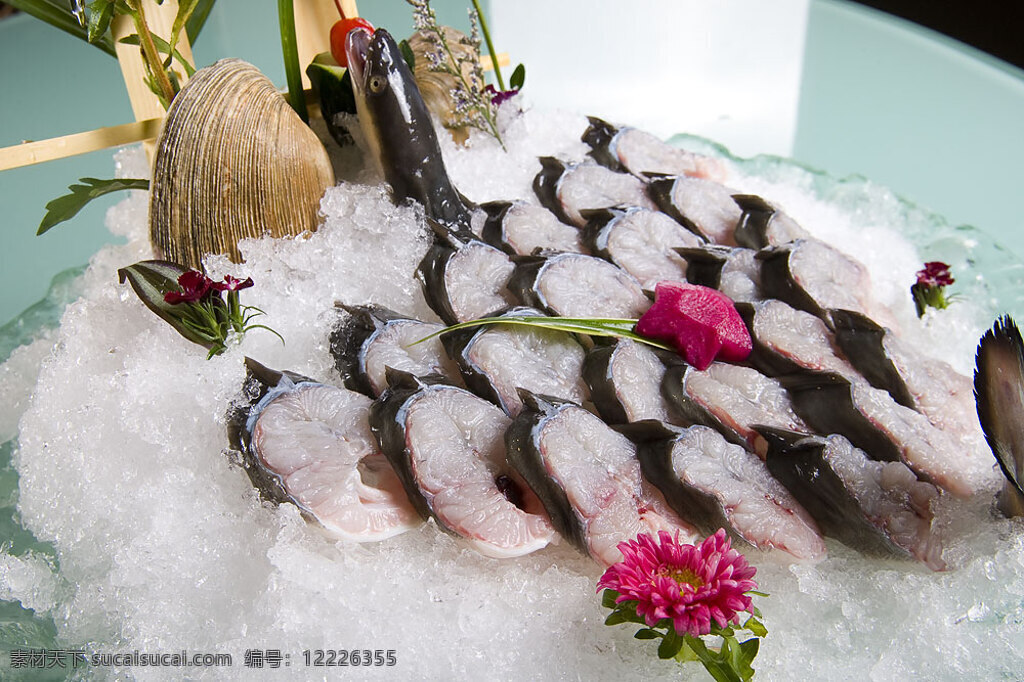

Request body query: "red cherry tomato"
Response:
[330, 17, 374, 67]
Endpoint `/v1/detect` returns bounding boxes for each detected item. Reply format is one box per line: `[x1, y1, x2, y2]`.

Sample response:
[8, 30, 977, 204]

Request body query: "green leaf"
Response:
[743, 614, 768, 638]
[604, 611, 628, 627]
[38, 178, 149, 236]
[657, 629, 684, 660]
[277, 0, 308, 123]
[117, 260, 217, 349]
[119, 33, 195, 77]
[509, 63, 525, 91]
[8, 0, 116, 55]
[633, 628, 659, 640]
[600, 589, 620, 610]
[169, 0, 199, 58]
[86, 0, 114, 44]
[399, 39, 416, 70]
[184, 0, 216, 44]
[306, 54, 357, 146]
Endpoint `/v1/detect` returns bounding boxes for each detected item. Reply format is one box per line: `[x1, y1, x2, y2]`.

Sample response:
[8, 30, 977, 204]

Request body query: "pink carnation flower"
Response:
[915, 261, 954, 288]
[597, 529, 757, 637]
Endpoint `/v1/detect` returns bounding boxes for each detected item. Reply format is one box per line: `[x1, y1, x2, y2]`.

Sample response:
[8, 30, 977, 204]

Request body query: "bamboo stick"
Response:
[293, 0, 339, 90]
[0, 118, 162, 172]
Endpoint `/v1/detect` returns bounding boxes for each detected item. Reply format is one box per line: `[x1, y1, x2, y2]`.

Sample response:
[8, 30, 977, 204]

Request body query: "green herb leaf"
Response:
[38, 178, 149, 236]
[633, 628, 659, 640]
[657, 628, 684, 660]
[399, 39, 416, 70]
[184, 0, 215, 44]
[600, 589, 620, 609]
[119, 33, 195, 76]
[604, 611, 629, 627]
[277, 0, 308, 123]
[307, 54, 356, 146]
[743, 614, 768, 638]
[509, 63, 525, 91]
[168, 0, 199, 63]
[686, 635, 747, 682]
[86, 0, 114, 44]
[117, 260, 216, 349]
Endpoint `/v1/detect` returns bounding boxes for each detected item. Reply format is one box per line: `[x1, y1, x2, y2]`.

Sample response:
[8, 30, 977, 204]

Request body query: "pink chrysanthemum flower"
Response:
[597, 529, 758, 637]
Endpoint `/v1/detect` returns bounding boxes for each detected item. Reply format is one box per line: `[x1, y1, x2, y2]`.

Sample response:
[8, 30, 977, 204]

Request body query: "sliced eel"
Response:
[647, 176, 742, 245]
[509, 252, 649, 319]
[370, 371, 555, 558]
[624, 421, 826, 562]
[758, 427, 945, 570]
[974, 315, 1024, 516]
[329, 303, 462, 397]
[226, 358, 420, 542]
[832, 309, 983, 442]
[662, 362, 811, 458]
[781, 371, 980, 497]
[443, 307, 590, 417]
[581, 116, 726, 181]
[582, 207, 703, 288]
[731, 194, 810, 249]
[505, 392, 697, 566]
[757, 238, 895, 329]
[583, 339, 683, 425]
[417, 227, 517, 325]
[533, 156, 657, 228]
[679, 245, 763, 303]
[480, 200, 584, 256]
[737, 299, 860, 379]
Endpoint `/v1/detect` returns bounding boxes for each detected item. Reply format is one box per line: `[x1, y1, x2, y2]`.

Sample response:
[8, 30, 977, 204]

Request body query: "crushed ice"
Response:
[1, 101, 1021, 680]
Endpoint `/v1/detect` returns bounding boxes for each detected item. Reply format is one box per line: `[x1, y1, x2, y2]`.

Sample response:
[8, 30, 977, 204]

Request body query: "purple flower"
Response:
[915, 261, 954, 288]
[211, 275, 254, 293]
[164, 270, 214, 305]
[484, 84, 518, 106]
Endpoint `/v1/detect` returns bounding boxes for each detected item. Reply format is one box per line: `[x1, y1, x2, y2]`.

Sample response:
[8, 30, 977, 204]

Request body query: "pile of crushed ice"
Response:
[2, 98, 1022, 680]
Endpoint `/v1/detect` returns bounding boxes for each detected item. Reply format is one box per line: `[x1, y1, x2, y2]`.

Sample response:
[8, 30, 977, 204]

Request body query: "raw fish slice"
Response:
[583, 207, 703, 288]
[757, 238, 897, 330]
[625, 421, 826, 562]
[782, 371, 985, 498]
[444, 307, 590, 417]
[974, 316, 1024, 516]
[679, 245, 763, 303]
[229, 360, 420, 542]
[583, 340, 683, 425]
[647, 176, 742, 245]
[370, 371, 555, 558]
[731, 194, 810, 249]
[418, 235, 517, 325]
[329, 304, 462, 397]
[480, 200, 584, 256]
[509, 252, 650, 318]
[662, 362, 811, 458]
[758, 427, 945, 570]
[506, 392, 698, 566]
[738, 299, 860, 378]
[533, 157, 657, 227]
[832, 309, 984, 441]
[581, 116, 726, 181]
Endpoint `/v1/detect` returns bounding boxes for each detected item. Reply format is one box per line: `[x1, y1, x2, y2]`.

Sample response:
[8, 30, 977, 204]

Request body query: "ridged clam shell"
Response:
[150, 58, 334, 268]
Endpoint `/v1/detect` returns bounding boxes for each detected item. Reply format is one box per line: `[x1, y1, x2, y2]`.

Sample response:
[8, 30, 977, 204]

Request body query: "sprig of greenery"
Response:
[277, 0, 308, 122]
[38, 178, 150, 235]
[410, 315, 675, 352]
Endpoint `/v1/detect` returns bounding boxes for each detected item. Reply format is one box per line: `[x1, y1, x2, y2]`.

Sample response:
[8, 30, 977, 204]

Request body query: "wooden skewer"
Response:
[0, 118, 163, 172]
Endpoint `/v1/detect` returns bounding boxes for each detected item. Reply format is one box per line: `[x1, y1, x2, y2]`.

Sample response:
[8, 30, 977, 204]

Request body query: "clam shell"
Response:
[150, 58, 334, 268]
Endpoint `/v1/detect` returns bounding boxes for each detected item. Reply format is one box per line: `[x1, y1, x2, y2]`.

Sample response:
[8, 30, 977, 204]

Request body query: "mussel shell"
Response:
[150, 59, 334, 268]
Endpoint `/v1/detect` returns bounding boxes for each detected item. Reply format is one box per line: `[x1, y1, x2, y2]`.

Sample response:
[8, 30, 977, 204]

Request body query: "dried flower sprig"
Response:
[599, 530, 767, 682]
[406, 0, 503, 147]
[118, 260, 284, 359]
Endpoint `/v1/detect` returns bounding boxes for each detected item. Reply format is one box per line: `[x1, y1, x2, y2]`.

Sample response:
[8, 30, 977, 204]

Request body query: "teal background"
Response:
[1, 0, 1023, 326]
